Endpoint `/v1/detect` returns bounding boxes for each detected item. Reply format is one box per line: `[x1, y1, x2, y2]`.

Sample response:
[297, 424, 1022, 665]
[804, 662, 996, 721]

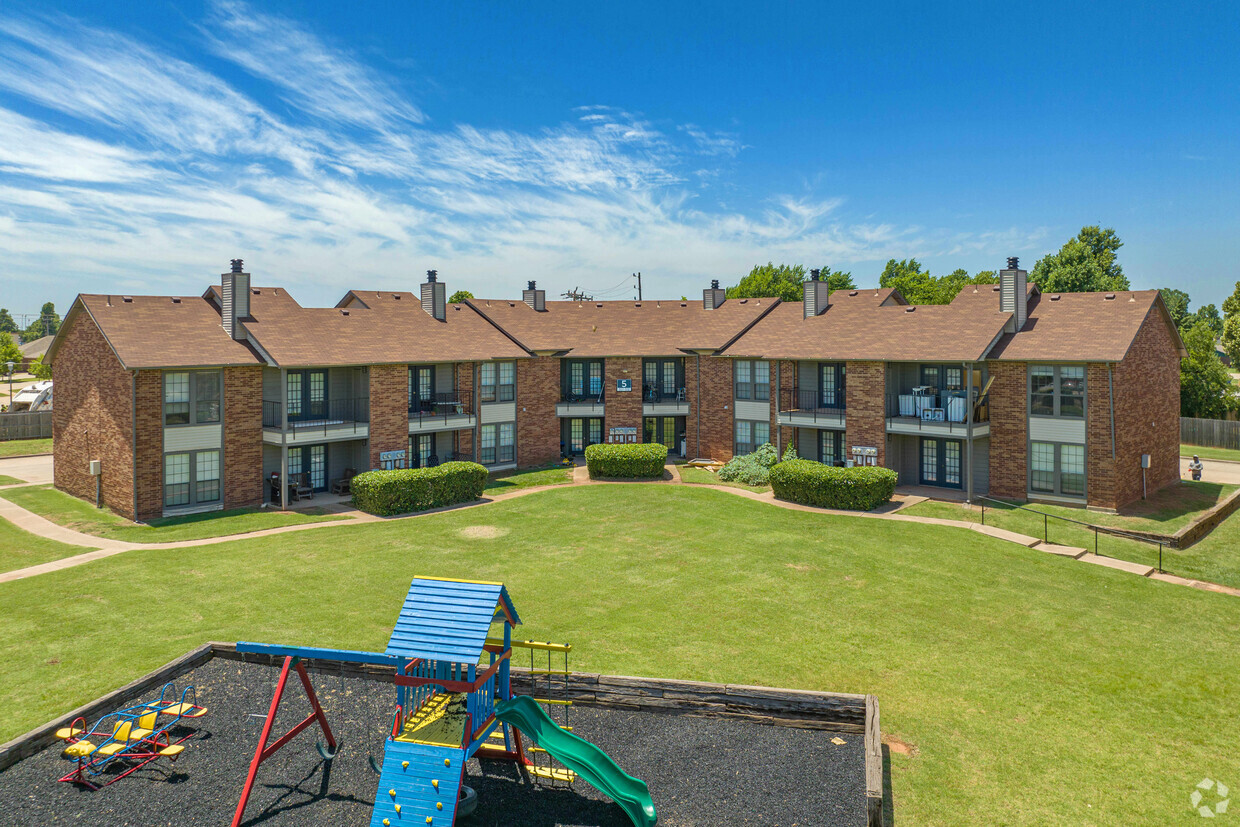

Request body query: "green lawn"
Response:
[677, 465, 770, 492]
[0, 485, 350, 543]
[0, 515, 95, 573]
[0, 475, 25, 486]
[1182, 443, 1240, 463]
[0, 484, 1236, 825]
[0, 437, 52, 457]
[483, 464, 573, 491]
[902, 482, 1240, 589]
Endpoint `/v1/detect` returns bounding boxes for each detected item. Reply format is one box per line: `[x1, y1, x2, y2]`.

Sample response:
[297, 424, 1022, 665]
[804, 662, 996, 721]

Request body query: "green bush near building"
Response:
[350, 461, 487, 516]
[584, 443, 667, 479]
[769, 459, 898, 511]
[717, 442, 780, 486]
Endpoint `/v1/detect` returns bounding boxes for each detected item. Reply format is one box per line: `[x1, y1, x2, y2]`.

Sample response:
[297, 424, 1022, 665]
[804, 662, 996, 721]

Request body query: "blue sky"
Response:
[1, 1, 1237, 318]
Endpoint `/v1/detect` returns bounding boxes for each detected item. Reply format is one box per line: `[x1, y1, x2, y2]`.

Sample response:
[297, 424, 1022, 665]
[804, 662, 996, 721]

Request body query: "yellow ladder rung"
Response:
[533, 698, 572, 706]
[529, 746, 547, 754]
[530, 766, 576, 782]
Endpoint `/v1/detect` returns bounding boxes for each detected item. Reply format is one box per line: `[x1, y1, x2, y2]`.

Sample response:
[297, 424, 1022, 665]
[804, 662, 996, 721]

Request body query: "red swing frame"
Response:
[231, 656, 337, 827]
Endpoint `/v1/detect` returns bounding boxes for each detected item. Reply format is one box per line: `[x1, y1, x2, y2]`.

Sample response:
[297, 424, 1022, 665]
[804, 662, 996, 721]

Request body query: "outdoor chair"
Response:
[290, 472, 313, 501]
[427, 454, 440, 468]
[330, 468, 356, 495]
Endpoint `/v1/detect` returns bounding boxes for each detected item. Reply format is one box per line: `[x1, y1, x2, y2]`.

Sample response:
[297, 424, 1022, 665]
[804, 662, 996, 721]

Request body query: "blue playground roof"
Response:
[386, 577, 521, 664]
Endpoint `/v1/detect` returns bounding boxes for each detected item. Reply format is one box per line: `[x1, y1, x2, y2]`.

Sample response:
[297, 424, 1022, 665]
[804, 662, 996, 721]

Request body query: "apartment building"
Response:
[47, 258, 1183, 521]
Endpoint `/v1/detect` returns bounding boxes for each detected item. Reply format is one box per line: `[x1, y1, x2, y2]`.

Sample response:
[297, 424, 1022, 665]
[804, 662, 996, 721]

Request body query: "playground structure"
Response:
[232, 576, 657, 827]
[55, 681, 208, 789]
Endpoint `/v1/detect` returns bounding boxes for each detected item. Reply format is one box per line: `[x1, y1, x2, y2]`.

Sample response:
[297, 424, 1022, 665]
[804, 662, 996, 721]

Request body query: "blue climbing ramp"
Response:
[369, 741, 466, 827]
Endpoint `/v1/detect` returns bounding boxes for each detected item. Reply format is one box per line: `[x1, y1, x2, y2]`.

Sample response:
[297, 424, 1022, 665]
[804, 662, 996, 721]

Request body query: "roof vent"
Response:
[421, 270, 446, 320]
[426, 269, 437, 283]
[522, 280, 546, 311]
[251, 288, 260, 295]
[1006, 256, 1019, 270]
[680, 302, 687, 307]
[1104, 293, 1116, 300]
[171, 297, 181, 304]
[122, 296, 133, 303]
[634, 302, 642, 307]
[340, 309, 349, 316]
[221, 259, 251, 341]
[703, 279, 726, 309]
[810, 268, 821, 281]
[803, 273, 830, 317]
[849, 290, 859, 297]
[905, 306, 916, 313]
[1129, 294, 1136, 302]
[230, 258, 244, 274]
[1050, 294, 1061, 301]
[1000, 257, 1028, 333]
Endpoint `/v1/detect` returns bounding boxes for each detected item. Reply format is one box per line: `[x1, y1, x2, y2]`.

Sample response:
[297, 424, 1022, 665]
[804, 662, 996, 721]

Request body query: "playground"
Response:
[0, 577, 873, 826]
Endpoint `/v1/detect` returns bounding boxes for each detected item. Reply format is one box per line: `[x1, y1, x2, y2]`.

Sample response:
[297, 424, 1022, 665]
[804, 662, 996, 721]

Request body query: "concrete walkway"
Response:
[2, 461, 1238, 599]
[0, 454, 53, 485]
[1179, 456, 1240, 485]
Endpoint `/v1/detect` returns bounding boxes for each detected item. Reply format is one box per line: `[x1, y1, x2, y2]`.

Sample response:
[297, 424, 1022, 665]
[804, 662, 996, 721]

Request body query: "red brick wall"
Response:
[52, 309, 137, 519]
[777, 359, 795, 454]
[516, 357, 559, 467]
[987, 361, 1028, 500]
[1086, 364, 1117, 509]
[696, 356, 734, 461]
[224, 365, 264, 510]
[1107, 310, 1182, 509]
[133, 370, 163, 521]
[368, 365, 408, 469]
[456, 362, 475, 459]
[844, 361, 886, 467]
[606, 357, 643, 436]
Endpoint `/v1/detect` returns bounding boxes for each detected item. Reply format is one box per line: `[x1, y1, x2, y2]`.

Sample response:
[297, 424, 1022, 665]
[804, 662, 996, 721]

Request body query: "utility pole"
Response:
[633, 271, 642, 301]
[561, 287, 593, 302]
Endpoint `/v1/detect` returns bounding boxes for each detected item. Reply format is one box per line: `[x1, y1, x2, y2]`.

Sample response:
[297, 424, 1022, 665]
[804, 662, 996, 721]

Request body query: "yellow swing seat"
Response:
[55, 725, 85, 740]
[158, 703, 207, 718]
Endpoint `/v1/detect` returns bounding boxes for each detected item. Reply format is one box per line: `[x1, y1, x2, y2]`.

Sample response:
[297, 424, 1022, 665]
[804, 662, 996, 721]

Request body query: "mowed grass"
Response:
[0, 485, 349, 543]
[1182, 443, 1240, 463]
[0, 515, 95, 573]
[0, 475, 25, 486]
[676, 465, 770, 492]
[0, 437, 52, 457]
[483, 464, 573, 491]
[1, 485, 1237, 825]
[903, 482, 1240, 589]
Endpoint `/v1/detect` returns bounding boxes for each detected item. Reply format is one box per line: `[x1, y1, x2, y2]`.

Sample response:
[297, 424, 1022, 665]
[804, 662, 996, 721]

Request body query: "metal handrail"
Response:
[885, 391, 982, 431]
[262, 397, 370, 434]
[976, 495, 1167, 572]
[780, 388, 846, 423]
[409, 391, 473, 425]
[560, 389, 605, 404]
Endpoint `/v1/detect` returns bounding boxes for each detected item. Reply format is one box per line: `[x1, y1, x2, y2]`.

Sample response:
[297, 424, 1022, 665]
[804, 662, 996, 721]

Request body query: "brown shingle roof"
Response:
[723, 289, 1011, 361]
[51, 294, 263, 369]
[239, 289, 529, 367]
[987, 289, 1185, 361]
[464, 297, 780, 357]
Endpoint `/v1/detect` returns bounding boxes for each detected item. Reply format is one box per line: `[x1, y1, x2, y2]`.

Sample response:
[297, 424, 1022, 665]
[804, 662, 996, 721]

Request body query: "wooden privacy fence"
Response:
[0, 411, 52, 440]
[1182, 417, 1240, 450]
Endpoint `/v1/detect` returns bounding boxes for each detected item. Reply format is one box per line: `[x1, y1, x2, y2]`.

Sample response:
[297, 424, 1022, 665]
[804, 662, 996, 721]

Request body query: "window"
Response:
[820, 363, 845, 408]
[734, 360, 769, 401]
[1031, 441, 1087, 498]
[570, 419, 584, 453]
[286, 373, 303, 417]
[588, 418, 602, 446]
[479, 363, 496, 402]
[944, 367, 963, 390]
[164, 449, 220, 509]
[734, 420, 769, 455]
[1029, 365, 1085, 418]
[820, 430, 843, 466]
[921, 438, 938, 482]
[565, 360, 603, 400]
[164, 370, 221, 426]
[498, 422, 515, 462]
[480, 424, 497, 464]
[498, 362, 515, 402]
[411, 434, 433, 467]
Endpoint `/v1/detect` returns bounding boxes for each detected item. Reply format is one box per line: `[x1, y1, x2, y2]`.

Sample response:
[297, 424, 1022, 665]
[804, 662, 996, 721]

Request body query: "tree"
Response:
[1194, 303, 1223, 337]
[0, 308, 16, 334]
[29, 354, 52, 380]
[21, 302, 60, 340]
[816, 266, 856, 292]
[1160, 288, 1192, 330]
[727, 263, 808, 303]
[1180, 320, 1237, 419]
[878, 260, 997, 304]
[1030, 226, 1130, 293]
[1222, 281, 1240, 320]
[448, 290, 474, 303]
[0, 335, 20, 369]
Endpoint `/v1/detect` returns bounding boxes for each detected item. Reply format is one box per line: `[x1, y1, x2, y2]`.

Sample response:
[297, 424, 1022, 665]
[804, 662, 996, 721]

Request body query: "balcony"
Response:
[777, 388, 846, 429]
[262, 397, 370, 444]
[409, 391, 475, 434]
[556, 389, 605, 417]
[642, 384, 689, 416]
[885, 391, 988, 437]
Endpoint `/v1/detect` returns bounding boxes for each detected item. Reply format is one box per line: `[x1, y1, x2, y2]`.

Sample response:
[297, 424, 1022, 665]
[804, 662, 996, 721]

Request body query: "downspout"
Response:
[696, 355, 702, 458]
[965, 362, 974, 503]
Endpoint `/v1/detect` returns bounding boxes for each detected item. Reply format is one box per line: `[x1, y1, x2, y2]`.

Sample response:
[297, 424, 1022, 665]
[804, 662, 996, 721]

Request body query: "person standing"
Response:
[1188, 455, 1204, 481]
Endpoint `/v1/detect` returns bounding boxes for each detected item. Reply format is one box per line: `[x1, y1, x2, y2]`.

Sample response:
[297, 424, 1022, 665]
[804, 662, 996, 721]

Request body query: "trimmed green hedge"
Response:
[769, 459, 898, 511]
[350, 462, 488, 516]
[584, 443, 668, 479]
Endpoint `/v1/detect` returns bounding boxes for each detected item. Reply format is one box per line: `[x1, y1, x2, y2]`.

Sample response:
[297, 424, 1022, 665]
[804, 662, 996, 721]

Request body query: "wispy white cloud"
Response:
[0, 3, 1042, 310]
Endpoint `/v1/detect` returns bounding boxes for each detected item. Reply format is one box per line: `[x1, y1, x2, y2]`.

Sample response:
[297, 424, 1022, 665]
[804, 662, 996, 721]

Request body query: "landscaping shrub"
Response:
[769, 459, 898, 511]
[718, 442, 779, 486]
[584, 443, 668, 479]
[350, 461, 487, 516]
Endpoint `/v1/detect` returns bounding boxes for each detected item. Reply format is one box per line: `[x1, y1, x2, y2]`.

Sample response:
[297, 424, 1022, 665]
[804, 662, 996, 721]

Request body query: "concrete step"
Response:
[969, 523, 1040, 547]
[1078, 553, 1155, 577]
[1033, 542, 1087, 559]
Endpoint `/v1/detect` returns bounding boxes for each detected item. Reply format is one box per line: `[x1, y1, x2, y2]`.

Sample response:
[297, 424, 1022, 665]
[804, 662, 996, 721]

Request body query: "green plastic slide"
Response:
[494, 695, 657, 827]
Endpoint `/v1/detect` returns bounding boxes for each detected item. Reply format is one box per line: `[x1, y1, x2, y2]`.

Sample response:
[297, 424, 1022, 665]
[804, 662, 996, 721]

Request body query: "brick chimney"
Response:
[221, 258, 250, 341]
[803, 268, 830, 318]
[522, 280, 546, 311]
[703, 279, 726, 310]
[421, 269, 446, 321]
[999, 256, 1028, 332]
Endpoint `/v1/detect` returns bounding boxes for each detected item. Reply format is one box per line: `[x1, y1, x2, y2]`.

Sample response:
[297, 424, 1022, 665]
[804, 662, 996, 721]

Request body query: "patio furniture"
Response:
[290, 472, 313, 501]
[427, 454, 440, 468]
[330, 468, 356, 495]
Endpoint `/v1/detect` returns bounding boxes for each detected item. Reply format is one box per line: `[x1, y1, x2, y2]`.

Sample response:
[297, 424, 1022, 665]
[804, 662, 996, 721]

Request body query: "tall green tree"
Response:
[727, 263, 807, 302]
[1221, 281, 1240, 320]
[0, 335, 21, 369]
[1221, 315, 1240, 369]
[1180, 320, 1237, 419]
[816, 266, 856, 292]
[29, 354, 52, 380]
[878, 260, 997, 304]
[1193, 303, 1223, 337]
[448, 290, 474, 303]
[22, 302, 60, 340]
[0, 308, 16, 334]
[1030, 226, 1130, 293]
[1159, 288, 1192, 330]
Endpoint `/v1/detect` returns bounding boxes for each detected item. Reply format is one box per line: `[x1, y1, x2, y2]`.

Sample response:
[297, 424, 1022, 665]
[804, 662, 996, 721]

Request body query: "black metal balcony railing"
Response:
[642, 384, 687, 404]
[262, 397, 369, 435]
[885, 391, 988, 432]
[779, 388, 846, 424]
[560, 388, 605, 404]
[409, 391, 473, 426]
